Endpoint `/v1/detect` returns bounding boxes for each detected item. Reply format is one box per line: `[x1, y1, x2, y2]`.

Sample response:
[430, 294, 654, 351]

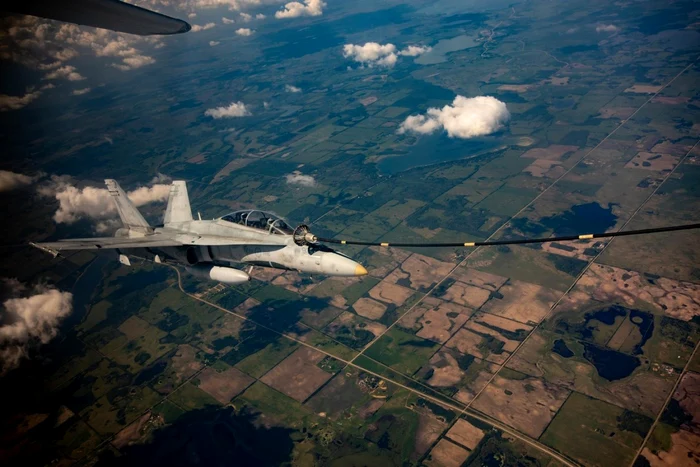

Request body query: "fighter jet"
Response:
[31, 179, 368, 284]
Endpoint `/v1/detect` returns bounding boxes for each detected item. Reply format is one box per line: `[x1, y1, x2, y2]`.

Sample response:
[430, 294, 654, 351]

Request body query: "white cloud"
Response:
[0, 91, 42, 111]
[235, 28, 254, 36]
[0, 171, 36, 191]
[256, 13, 266, 19]
[343, 42, 398, 68]
[222, 17, 235, 24]
[209, 40, 221, 46]
[398, 95, 510, 139]
[111, 54, 155, 71]
[398, 45, 432, 57]
[38, 60, 63, 70]
[240, 12, 253, 22]
[204, 101, 251, 118]
[343, 43, 432, 68]
[285, 84, 302, 93]
[50, 47, 79, 61]
[44, 65, 85, 81]
[596, 24, 619, 33]
[0, 17, 161, 80]
[286, 171, 316, 187]
[178, 0, 283, 11]
[39, 177, 170, 224]
[188, 12, 198, 18]
[125, 184, 171, 206]
[0, 280, 73, 374]
[275, 0, 326, 19]
[191, 22, 217, 32]
[150, 172, 172, 184]
[79, 36, 157, 71]
[95, 219, 121, 233]
[72, 88, 91, 96]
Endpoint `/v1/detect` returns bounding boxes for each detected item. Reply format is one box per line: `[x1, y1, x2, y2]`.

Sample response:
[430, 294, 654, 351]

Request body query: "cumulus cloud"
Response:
[71, 88, 91, 96]
[343, 43, 398, 68]
[209, 41, 221, 46]
[111, 55, 156, 71]
[39, 177, 170, 224]
[1, 17, 159, 81]
[398, 45, 432, 57]
[235, 28, 254, 36]
[285, 84, 302, 93]
[275, 0, 326, 19]
[191, 22, 217, 32]
[38, 60, 63, 70]
[286, 171, 316, 187]
[0, 280, 73, 374]
[222, 16, 235, 24]
[204, 101, 251, 118]
[0, 171, 37, 191]
[256, 13, 266, 19]
[0, 90, 42, 112]
[343, 42, 433, 68]
[75, 34, 157, 71]
[44, 65, 85, 81]
[166, 0, 281, 11]
[188, 12, 198, 18]
[240, 12, 253, 22]
[596, 24, 619, 33]
[398, 96, 510, 139]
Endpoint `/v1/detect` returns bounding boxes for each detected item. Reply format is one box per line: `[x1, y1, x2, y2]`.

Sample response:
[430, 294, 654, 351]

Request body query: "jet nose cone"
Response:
[320, 253, 368, 277]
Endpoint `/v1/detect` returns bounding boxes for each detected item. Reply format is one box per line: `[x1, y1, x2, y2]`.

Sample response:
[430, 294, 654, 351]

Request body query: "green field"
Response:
[541, 392, 651, 466]
[365, 328, 440, 376]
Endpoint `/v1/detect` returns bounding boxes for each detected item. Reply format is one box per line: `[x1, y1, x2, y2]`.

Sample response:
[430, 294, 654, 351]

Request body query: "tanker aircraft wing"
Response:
[4, 0, 191, 36]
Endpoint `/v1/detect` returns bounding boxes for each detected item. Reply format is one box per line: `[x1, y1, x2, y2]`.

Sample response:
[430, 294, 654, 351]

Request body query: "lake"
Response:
[415, 34, 480, 65]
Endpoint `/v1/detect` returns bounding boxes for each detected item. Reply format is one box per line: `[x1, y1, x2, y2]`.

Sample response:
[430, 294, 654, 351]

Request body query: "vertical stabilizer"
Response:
[164, 181, 193, 225]
[104, 179, 152, 233]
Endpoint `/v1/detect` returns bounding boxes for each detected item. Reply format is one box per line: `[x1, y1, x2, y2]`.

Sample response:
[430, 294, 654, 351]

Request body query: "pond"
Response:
[583, 342, 641, 381]
[552, 339, 574, 358]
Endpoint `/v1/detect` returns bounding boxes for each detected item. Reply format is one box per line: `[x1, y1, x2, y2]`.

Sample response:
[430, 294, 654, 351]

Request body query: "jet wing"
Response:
[31, 236, 183, 254]
[32, 234, 284, 255]
[5, 0, 191, 36]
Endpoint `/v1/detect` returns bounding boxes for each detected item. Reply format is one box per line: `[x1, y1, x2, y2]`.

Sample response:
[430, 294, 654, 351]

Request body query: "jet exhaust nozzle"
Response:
[186, 264, 250, 284]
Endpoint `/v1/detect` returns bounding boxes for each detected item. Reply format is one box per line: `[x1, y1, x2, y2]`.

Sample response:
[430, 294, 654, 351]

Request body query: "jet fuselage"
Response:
[122, 218, 366, 277]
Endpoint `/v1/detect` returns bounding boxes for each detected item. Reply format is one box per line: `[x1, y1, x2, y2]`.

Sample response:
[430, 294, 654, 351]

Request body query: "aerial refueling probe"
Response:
[293, 223, 700, 248]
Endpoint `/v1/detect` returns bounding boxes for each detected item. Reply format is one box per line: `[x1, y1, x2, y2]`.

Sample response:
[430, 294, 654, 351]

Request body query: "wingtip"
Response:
[29, 242, 59, 258]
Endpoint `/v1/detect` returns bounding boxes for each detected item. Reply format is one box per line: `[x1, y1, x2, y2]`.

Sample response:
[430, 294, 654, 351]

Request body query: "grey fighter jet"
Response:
[31, 179, 367, 284]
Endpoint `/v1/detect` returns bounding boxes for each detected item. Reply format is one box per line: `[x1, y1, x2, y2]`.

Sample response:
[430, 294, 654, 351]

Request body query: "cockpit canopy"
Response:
[220, 210, 294, 235]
